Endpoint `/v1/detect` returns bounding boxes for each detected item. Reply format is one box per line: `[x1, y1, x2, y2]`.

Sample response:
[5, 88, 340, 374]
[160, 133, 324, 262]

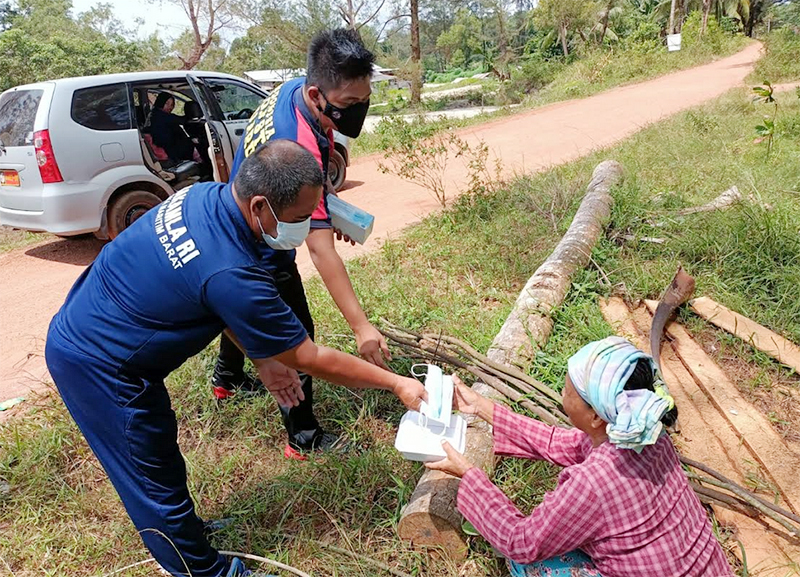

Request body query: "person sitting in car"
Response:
[149, 92, 196, 163]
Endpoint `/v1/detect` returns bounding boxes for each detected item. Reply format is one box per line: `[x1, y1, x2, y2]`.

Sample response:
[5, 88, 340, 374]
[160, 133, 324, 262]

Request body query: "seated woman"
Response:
[149, 92, 197, 163]
[428, 336, 733, 577]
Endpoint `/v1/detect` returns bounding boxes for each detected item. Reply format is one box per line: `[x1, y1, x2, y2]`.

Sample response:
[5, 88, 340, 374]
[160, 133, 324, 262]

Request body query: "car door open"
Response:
[187, 75, 234, 183]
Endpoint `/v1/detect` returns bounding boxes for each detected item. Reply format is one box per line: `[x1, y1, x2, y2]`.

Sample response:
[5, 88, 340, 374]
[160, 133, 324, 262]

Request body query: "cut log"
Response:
[675, 185, 772, 216]
[690, 296, 800, 374]
[644, 300, 800, 515]
[397, 161, 623, 559]
[676, 186, 742, 216]
[601, 298, 800, 575]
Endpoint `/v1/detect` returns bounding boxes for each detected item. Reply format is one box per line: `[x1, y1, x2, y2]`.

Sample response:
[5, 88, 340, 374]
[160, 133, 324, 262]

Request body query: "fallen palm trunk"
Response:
[395, 160, 623, 560]
[489, 161, 623, 365]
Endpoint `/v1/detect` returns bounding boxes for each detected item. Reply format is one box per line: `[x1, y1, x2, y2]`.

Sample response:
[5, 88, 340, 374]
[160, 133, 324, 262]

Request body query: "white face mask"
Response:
[413, 364, 453, 426]
[256, 197, 311, 250]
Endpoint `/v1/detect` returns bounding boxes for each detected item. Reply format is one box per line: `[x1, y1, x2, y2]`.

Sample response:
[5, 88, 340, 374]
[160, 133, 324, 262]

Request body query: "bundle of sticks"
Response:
[380, 322, 800, 544]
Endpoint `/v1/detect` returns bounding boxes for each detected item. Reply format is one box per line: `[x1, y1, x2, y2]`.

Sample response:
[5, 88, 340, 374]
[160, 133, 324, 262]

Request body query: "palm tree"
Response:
[701, 0, 750, 34]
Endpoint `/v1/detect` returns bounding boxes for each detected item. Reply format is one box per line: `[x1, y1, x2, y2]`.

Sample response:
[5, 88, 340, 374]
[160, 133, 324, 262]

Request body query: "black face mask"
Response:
[319, 91, 370, 138]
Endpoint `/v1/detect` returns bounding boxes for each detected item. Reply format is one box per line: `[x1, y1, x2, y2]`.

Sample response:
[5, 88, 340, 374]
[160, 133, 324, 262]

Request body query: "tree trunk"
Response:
[745, 0, 758, 37]
[409, 0, 422, 105]
[701, 0, 711, 35]
[668, 0, 678, 34]
[495, 2, 510, 78]
[396, 161, 624, 560]
[560, 22, 569, 57]
[599, 0, 612, 44]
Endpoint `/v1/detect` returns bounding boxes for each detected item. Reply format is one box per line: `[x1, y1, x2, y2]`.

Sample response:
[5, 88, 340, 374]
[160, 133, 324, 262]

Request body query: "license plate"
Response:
[0, 170, 20, 187]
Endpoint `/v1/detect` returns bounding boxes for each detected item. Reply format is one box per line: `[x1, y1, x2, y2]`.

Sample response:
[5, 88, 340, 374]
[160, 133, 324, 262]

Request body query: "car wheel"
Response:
[329, 148, 347, 191]
[107, 190, 161, 240]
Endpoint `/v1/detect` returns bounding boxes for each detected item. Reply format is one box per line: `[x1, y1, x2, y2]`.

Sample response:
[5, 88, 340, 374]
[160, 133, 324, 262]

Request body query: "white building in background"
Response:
[244, 68, 305, 90]
[244, 65, 409, 91]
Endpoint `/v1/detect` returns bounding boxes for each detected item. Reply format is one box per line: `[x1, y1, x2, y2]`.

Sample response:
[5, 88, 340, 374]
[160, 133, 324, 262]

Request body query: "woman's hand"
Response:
[425, 440, 475, 478]
[452, 375, 482, 414]
[451, 375, 495, 424]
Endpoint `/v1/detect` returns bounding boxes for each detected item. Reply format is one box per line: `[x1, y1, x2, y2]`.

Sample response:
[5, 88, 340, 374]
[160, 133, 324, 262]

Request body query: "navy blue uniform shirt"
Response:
[50, 182, 307, 380]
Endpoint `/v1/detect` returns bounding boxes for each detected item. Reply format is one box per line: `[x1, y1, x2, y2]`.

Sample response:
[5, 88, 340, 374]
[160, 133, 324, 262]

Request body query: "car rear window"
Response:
[0, 89, 43, 147]
[71, 84, 132, 131]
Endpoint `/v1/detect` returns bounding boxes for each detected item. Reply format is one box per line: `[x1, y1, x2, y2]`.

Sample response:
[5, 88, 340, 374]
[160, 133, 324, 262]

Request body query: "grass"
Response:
[750, 28, 800, 84]
[2, 86, 800, 576]
[0, 227, 45, 254]
[422, 77, 490, 94]
[523, 40, 746, 106]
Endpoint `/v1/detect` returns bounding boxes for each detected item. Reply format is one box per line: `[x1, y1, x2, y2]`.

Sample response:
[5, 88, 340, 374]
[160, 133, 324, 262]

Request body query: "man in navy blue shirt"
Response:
[45, 140, 426, 577]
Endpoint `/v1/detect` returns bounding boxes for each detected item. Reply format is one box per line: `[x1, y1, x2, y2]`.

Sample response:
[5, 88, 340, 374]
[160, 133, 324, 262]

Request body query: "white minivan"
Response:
[0, 71, 351, 239]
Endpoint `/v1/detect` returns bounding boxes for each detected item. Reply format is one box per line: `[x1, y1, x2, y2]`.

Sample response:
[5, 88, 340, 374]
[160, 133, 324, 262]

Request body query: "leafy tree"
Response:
[0, 0, 144, 91]
[150, 0, 234, 70]
[0, 1, 18, 30]
[534, 0, 598, 56]
[436, 9, 482, 67]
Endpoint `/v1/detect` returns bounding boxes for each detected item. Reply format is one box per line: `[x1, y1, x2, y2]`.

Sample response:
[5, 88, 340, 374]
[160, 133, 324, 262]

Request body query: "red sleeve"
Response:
[294, 110, 331, 227]
[457, 466, 604, 564]
[493, 404, 593, 467]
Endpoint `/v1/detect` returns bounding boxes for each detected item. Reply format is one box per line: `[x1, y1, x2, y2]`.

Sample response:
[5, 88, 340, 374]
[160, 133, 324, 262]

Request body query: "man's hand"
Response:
[256, 359, 304, 408]
[355, 324, 392, 369]
[394, 376, 427, 412]
[425, 440, 475, 478]
[334, 229, 356, 246]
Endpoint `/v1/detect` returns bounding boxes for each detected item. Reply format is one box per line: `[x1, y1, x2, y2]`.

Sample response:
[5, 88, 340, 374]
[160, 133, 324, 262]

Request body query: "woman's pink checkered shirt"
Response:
[457, 405, 733, 577]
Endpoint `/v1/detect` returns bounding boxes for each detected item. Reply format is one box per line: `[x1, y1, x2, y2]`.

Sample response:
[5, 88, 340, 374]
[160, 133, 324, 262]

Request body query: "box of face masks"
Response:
[326, 194, 374, 245]
[394, 364, 467, 462]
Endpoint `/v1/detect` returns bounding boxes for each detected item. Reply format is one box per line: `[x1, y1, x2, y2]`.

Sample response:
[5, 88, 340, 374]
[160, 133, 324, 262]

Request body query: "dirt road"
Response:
[0, 43, 763, 405]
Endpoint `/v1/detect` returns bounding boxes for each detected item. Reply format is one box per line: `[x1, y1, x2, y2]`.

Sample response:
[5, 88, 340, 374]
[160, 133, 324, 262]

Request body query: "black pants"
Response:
[216, 263, 321, 447]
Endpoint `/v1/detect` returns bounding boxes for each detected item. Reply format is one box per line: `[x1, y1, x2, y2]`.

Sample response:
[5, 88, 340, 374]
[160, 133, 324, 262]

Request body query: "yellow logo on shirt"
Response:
[243, 86, 282, 159]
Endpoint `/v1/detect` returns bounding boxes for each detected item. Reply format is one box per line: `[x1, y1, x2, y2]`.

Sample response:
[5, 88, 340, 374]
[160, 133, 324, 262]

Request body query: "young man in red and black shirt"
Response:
[214, 29, 391, 459]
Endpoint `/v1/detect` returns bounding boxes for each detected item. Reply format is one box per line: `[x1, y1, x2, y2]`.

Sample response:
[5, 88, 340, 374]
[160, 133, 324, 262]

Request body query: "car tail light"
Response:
[33, 130, 63, 183]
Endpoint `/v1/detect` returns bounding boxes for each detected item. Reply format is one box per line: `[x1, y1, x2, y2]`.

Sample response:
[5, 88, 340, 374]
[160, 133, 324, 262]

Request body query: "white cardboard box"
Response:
[327, 194, 375, 244]
[394, 411, 467, 462]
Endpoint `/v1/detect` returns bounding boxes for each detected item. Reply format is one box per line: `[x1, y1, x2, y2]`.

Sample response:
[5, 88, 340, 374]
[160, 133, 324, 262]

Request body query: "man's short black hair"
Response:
[234, 140, 323, 213]
[307, 28, 375, 93]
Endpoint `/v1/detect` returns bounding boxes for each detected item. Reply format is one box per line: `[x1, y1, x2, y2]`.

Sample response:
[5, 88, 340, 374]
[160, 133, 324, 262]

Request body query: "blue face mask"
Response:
[257, 197, 311, 251]
[413, 364, 453, 426]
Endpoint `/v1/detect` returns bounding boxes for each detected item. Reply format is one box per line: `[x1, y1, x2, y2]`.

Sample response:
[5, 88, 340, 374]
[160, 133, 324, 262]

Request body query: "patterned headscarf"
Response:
[567, 336, 675, 452]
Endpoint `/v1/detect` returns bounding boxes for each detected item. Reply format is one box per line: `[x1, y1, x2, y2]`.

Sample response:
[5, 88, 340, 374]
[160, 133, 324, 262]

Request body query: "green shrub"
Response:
[752, 28, 800, 82]
[681, 11, 730, 54]
[500, 55, 562, 101]
[620, 20, 663, 54]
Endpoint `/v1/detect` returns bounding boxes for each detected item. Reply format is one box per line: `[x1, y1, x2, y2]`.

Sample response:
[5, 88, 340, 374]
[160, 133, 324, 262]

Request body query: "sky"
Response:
[71, 0, 235, 44]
